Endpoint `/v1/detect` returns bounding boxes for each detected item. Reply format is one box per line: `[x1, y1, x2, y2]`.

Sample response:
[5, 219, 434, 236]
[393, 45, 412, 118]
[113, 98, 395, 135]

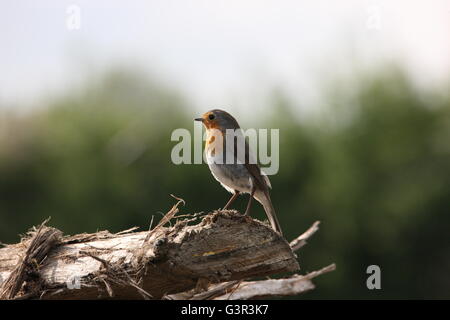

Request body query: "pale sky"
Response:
[1, 1, 449, 115]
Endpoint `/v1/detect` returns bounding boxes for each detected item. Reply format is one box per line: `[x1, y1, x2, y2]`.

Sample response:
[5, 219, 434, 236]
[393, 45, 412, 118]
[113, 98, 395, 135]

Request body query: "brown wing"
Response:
[241, 136, 270, 192]
[245, 162, 269, 191]
[224, 131, 269, 191]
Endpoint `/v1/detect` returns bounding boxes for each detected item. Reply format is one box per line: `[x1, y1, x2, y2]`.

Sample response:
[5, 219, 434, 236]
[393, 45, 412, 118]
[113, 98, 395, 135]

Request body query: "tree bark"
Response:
[0, 209, 334, 300]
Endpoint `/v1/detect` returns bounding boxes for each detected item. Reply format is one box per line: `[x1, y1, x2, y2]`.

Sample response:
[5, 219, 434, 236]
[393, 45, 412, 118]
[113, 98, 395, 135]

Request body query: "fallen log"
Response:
[0, 208, 334, 300]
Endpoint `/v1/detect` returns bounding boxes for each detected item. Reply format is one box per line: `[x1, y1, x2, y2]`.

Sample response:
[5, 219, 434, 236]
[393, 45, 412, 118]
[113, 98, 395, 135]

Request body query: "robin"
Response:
[195, 109, 283, 235]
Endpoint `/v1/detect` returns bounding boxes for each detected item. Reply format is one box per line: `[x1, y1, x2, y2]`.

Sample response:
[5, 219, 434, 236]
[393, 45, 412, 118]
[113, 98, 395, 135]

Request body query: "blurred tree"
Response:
[0, 66, 448, 298]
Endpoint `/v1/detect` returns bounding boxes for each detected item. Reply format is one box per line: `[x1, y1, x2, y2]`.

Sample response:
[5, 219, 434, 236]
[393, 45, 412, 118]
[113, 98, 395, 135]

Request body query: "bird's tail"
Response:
[255, 190, 283, 235]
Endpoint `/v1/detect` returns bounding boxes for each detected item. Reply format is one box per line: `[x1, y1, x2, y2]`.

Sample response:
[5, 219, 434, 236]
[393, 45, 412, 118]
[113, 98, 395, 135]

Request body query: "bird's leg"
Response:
[222, 191, 240, 210]
[244, 187, 256, 215]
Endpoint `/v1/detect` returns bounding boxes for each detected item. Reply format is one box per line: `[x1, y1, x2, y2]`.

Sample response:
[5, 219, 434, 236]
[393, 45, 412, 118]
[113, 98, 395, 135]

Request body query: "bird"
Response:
[195, 109, 283, 235]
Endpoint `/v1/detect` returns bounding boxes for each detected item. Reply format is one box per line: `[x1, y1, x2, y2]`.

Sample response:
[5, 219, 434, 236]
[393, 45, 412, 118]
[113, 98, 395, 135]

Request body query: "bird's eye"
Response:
[208, 114, 215, 120]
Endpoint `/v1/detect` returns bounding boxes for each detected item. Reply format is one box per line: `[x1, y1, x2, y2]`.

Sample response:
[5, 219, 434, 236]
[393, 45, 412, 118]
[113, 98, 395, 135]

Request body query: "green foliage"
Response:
[0, 67, 449, 298]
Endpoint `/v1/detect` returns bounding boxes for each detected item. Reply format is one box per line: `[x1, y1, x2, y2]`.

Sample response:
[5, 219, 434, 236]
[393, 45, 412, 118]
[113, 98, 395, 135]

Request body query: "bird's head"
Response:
[194, 109, 240, 131]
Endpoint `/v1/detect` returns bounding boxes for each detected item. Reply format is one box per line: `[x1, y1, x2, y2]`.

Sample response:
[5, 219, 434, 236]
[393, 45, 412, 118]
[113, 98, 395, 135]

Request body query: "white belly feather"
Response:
[206, 148, 253, 194]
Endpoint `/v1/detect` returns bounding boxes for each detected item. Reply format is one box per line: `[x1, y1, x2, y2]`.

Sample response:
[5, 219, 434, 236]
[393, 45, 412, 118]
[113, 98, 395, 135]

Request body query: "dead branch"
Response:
[0, 209, 333, 300]
[213, 264, 336, 300]
[289, 221, 320, 251]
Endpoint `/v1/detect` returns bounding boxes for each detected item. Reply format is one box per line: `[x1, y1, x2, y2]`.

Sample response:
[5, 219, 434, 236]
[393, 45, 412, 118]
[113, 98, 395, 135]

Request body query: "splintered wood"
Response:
[0, 210, 333, 299]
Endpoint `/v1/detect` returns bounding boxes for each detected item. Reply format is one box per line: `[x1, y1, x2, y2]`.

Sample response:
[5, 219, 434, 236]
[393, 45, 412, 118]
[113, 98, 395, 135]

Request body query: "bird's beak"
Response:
[194, 117, 204, 122]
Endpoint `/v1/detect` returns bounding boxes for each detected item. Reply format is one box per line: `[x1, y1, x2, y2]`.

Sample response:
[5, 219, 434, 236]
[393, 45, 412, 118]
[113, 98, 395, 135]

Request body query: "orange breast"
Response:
[205, 129, 224, 157]
[204, 120, 220, 130]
